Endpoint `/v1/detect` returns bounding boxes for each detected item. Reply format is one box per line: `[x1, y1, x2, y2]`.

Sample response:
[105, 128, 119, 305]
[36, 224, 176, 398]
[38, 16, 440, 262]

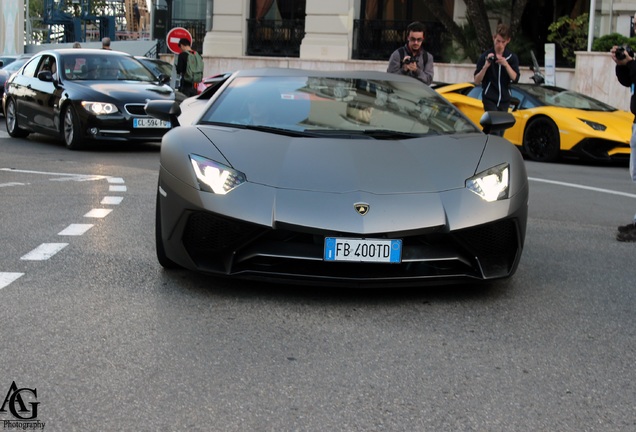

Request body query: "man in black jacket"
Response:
[176, 38, 197, 97]
[612, 44, 636, 241]
[474, 24, 520, 113]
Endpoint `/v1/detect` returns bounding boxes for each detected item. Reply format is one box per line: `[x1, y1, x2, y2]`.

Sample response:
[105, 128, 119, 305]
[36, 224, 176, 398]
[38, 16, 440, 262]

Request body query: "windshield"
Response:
[199, 75, 479, 137]
[61, 54, 158, 82]
[523, 85, 616, 111]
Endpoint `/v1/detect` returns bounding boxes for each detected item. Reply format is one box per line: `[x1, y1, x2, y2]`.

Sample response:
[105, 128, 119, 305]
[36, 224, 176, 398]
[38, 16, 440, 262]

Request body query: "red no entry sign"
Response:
[166, 27, 192, 54]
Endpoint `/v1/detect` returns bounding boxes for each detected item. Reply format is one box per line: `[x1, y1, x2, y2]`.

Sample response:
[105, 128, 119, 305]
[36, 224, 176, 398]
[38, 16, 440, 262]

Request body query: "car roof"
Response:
[231, 67, 421, 83]
[35, 48, 135, 58]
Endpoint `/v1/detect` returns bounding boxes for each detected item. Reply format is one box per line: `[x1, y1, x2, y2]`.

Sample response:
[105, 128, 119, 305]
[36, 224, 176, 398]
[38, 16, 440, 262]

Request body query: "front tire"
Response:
[62, 105, 84, 150]
[523, 117, 560, 162]
[5, 98, 30, 138]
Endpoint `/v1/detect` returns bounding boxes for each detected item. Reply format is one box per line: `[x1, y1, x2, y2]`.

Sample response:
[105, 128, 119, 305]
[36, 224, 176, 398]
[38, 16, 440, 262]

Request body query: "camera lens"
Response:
[616, 47, 626, 60]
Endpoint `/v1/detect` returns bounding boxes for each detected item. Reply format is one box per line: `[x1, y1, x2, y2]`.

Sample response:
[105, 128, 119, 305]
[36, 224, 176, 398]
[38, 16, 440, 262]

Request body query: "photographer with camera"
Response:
[474, 24, 520, 115]
[611, 44, 636, 241]
[387, 21, 434, 85]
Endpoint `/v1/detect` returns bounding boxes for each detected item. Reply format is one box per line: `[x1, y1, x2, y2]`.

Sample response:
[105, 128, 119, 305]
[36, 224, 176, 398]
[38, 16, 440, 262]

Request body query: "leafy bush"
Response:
[592, 33, 636, 52]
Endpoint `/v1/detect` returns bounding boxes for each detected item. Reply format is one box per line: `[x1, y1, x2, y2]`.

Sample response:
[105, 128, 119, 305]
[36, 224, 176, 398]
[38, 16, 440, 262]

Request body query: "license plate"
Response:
[324, 238, 402, 263]
[133, 118, 171, 128]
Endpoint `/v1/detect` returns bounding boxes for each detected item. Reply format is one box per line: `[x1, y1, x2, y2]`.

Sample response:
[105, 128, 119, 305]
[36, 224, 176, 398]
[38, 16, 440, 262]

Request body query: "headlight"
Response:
[579, 118, 606, 131]
[81, 101, 118, 115]
[466, 163, 509, 202]
[190, 154, 246, 195]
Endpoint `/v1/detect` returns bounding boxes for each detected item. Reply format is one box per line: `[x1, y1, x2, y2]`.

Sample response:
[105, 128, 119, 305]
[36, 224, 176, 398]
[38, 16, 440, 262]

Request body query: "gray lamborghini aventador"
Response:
[146, 68, 528, 287]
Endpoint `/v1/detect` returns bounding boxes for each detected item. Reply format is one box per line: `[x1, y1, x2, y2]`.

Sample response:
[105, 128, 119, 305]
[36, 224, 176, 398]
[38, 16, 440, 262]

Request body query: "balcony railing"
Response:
[171, 19, 207, 52]
[352, 20, 446, 62]
[246, 19, 305, 57]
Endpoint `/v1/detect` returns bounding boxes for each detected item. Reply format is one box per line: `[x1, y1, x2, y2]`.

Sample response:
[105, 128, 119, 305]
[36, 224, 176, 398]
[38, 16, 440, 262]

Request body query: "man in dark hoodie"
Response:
[474, 23, 520, 113]
[387, 21, 434, 85]
[612, 44, 636, 241]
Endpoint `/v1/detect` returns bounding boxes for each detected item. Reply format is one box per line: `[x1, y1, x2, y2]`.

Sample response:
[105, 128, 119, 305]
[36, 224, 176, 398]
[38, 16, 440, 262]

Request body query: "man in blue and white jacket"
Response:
[474, 24, 520, 112]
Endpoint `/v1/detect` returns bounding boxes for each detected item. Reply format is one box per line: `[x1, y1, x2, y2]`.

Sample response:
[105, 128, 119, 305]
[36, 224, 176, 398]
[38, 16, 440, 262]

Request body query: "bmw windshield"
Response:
[61, 53, 158, 82]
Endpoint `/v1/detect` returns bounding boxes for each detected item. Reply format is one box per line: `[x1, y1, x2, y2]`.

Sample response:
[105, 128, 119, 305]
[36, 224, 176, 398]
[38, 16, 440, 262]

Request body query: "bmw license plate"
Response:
[324, 238, 402, 263]
[133, 118, 171, 128]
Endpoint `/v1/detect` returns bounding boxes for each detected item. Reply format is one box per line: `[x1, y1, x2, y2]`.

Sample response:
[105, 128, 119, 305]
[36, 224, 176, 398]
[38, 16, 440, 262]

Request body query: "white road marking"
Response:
[21, 243, 68, 261]
[58, 224, 94, 236]
[84, 208, 113, 218]
[101, 196, 124, 205]
[0, 273, 24, 289]
[0, 169, 126, 290]
[0, 168, 107, 182]
[0, 182, 28, 188]
[529, 177, 636, 199]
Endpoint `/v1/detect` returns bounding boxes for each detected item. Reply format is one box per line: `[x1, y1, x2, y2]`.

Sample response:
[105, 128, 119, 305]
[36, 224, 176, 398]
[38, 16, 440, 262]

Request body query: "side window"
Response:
[38, 55, 57, 75]
[22, 56, 41, 78]
[466, 86, 482, 100]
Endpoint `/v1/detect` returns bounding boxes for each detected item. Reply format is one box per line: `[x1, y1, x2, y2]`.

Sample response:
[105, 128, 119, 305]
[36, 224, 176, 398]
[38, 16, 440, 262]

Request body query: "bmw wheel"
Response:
[62, 105, 83, 150]
[523, 117, 560, 162]
[5, 98, 30, 138]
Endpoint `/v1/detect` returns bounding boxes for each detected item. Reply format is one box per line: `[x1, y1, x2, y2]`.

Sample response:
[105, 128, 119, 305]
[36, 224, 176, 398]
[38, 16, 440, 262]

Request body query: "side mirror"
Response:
[508, 97, 521, 112]
[479, 111, 516, 135]
[145, 100, 181, 128]
[37, 70, 54, 82]
[158, 73, 171, 85]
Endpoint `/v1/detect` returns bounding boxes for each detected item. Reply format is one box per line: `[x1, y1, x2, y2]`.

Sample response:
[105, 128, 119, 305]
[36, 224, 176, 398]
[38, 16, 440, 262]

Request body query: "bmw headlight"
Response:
[579, 118, 606, 131]
[81, 101, 118, 115]
[190, 154, 246, 195]
[466, 163, 510, 202]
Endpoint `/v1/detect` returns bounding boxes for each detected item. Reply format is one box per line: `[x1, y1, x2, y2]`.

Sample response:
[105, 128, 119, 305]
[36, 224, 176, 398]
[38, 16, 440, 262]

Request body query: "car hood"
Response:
[198, 128, 487, 193]
[69, 81, 174, 102]
[569, 108, 634, 125]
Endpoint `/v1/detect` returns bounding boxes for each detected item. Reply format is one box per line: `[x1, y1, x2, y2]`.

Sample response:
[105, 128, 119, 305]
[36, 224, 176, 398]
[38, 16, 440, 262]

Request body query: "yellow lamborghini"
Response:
[436, 82, 632, 163]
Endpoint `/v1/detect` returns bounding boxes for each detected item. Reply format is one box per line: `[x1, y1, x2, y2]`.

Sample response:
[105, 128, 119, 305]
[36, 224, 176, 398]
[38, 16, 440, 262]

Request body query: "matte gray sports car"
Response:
[146, 68, 528, 286]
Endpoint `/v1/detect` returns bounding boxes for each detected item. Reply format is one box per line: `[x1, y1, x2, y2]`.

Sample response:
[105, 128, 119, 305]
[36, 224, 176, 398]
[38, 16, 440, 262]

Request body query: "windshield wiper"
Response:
[359, 129, 426, 139]
[201, 122, 319, 137]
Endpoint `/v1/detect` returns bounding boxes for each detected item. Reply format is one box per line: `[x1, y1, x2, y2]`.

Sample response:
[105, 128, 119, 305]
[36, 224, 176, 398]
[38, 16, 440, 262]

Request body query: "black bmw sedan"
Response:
[3, 49, 177, 149]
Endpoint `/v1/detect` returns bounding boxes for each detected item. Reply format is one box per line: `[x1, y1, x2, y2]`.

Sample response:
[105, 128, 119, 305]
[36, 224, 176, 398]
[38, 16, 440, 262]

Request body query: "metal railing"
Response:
[246, 19, 305, 57]
[352, 20, 446, 62]
[170, 19, 207, 52]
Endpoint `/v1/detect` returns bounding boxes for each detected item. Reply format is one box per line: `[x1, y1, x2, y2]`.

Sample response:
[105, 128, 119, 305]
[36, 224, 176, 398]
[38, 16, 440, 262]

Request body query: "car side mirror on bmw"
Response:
[37, 70, 54, 82]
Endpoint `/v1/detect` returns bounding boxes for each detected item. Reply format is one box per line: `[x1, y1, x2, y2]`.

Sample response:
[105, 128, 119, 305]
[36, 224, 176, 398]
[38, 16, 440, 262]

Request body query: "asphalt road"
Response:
[0, 128, 635, 431]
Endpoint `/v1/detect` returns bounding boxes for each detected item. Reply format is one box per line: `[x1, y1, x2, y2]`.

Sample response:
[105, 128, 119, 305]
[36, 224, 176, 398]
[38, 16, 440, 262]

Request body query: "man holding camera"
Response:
[611, 44, 636, 241]
[387, 21, 434, 85]
[474, 24, 520, 113]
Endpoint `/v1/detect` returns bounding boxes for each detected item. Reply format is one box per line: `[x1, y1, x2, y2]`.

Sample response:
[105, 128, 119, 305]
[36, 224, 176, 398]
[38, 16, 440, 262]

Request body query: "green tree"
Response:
[420, 0, 530, 62]
[547, 13, 589, 66]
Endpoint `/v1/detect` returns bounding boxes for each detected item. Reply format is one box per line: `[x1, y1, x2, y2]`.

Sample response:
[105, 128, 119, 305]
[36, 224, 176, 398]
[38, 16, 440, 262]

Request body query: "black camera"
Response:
[403, 56, 415, 65]
[616, 45, 634, 60]
[487, 55, 496, 63]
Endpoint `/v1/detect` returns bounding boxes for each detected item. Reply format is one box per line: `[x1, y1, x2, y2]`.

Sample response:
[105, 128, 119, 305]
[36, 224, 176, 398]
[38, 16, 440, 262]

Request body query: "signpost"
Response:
[544, 43, 556, 86]
[166, 27, 192, 54]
